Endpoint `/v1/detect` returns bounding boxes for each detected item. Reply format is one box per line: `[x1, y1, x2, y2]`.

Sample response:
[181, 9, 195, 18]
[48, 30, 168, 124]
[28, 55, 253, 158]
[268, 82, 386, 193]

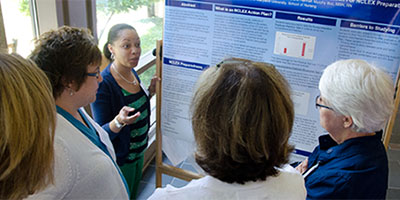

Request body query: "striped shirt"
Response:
[121, 88, 150, 163]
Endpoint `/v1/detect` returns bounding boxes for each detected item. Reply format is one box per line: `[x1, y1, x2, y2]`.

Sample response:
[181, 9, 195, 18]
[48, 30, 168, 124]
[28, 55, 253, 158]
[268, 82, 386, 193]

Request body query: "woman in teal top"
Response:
[91, 23, 158, 199]
[28, 26, 129, 199]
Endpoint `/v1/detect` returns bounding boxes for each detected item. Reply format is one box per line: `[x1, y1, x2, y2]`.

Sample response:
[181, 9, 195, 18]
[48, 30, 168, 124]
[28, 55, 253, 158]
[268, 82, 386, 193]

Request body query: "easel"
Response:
[383, 70, 400, 149]
[154, 38, 400, 187]
[155, 40, 203, 188]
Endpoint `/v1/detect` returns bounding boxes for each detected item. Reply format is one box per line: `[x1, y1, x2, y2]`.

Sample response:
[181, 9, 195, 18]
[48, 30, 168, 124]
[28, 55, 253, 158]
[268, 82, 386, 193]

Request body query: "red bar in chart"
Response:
[301, 43, 306, 57]
[284, 48, 287, 54]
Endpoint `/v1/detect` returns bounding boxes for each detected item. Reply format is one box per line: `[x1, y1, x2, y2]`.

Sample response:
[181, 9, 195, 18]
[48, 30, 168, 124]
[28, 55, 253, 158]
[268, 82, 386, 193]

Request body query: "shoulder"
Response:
[99, 65, 117, 87]
[277, 164, 304, 180]
[272, 165, 307, 199]
[148, 184, 189, 200]
[53, 114, 128, 199]
[148, 177, 207, 200]
[27, 115, 77, 199]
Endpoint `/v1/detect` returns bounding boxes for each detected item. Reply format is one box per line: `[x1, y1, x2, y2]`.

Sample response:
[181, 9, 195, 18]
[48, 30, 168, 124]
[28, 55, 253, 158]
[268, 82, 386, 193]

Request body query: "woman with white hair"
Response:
[296, 59, 394, 199]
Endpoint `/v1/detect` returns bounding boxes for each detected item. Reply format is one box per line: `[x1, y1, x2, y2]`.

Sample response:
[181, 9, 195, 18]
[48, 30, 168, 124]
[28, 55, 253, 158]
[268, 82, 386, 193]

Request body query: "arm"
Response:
[92, 77, 141, 138]
[91, 80, 119, 140]
[27, 139, 76, 199]
[306, 169, 351, 199]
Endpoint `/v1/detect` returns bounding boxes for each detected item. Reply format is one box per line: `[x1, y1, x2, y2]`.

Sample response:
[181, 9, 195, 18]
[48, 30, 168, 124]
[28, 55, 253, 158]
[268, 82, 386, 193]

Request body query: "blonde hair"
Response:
[192, 58, 294, 184]
[0, 53, 56, 199]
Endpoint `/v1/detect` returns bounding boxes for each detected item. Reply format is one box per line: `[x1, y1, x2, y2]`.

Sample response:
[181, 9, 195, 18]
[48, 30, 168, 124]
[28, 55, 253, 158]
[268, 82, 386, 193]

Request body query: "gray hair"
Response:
[319, 59, 394, 133]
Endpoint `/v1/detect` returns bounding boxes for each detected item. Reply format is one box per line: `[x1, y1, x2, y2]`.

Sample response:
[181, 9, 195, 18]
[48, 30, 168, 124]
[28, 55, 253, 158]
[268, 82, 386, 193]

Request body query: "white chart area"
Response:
[291, 90, 310, 116]
[274, 31, 316, 60]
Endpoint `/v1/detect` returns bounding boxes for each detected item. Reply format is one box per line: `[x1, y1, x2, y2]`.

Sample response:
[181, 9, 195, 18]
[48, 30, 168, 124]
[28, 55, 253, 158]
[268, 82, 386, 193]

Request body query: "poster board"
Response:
[156, 0, 400, 186]
[155, 40, 203, 187]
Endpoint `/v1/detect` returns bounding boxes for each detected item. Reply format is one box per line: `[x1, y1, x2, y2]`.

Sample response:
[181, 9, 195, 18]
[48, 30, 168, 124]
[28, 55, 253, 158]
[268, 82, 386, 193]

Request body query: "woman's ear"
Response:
[343, 116, 353, 129]
[108, 43, 113, 54]
[62, 77, 76, 91]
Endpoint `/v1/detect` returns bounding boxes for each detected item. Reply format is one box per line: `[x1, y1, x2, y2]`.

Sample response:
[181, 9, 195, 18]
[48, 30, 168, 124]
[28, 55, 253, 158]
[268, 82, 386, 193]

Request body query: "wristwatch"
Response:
[114, 117, 126, 129]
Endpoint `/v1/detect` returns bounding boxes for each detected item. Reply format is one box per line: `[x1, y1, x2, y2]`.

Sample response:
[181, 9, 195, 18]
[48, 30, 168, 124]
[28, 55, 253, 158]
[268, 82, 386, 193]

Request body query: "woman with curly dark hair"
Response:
[149, 58, 306, 200]
[27, 26, 129, 199]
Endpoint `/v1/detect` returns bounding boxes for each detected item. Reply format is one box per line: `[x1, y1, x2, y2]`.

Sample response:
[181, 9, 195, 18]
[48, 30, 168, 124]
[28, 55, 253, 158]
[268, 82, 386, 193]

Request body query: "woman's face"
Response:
[317, 95, 345, 140]
[109, 29, 141, 68]
[74, 63, 102, 107]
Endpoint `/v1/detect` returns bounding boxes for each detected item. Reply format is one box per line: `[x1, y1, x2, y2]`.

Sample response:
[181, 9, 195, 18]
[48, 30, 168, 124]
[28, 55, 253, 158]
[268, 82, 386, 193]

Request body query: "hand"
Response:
[117, 106, 140, 125]
[148, 75, 161, 97]
[295, 158, 308, 174]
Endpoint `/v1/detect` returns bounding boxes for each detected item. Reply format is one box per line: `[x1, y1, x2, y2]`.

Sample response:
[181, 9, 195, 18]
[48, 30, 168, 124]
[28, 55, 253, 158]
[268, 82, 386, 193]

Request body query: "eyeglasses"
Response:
[315, 95, 334, 110]
[87, 68, 100, 79]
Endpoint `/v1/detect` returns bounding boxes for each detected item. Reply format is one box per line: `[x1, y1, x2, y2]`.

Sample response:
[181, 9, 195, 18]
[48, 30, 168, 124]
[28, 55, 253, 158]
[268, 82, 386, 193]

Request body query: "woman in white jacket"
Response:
[149, 58, 306, 200]
[27, 26, 133, 199]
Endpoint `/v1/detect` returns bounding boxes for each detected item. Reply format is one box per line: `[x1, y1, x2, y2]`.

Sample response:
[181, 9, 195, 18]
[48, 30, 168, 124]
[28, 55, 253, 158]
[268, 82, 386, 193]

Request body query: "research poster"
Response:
[161, 0, 400, 165]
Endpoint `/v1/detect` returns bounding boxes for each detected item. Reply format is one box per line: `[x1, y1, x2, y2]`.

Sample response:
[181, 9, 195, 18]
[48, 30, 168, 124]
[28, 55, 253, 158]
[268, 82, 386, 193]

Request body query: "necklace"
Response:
[112, 63, 137, 85]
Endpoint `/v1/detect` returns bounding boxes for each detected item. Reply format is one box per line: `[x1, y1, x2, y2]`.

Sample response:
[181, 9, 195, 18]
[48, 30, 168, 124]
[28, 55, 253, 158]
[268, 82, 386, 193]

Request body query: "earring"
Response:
[111, 53, 115, 60]
[69, 88, 74, 96]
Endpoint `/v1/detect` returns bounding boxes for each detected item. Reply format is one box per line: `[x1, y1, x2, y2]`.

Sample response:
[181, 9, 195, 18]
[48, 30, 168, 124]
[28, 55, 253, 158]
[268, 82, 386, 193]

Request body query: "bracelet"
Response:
[114, 117, 126, 129]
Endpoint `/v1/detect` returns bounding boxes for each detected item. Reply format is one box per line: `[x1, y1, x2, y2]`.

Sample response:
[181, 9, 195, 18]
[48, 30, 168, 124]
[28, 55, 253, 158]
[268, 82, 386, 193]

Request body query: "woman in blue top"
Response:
[91, 23, 158, 199]
[296, 59, 393, 199]
[28, 26, 129, 199]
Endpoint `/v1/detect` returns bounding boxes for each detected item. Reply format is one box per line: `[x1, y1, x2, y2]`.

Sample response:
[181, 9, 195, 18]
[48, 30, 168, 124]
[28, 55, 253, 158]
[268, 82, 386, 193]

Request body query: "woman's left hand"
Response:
[148, 75, 160, 97]
[295, 158, 308, 174]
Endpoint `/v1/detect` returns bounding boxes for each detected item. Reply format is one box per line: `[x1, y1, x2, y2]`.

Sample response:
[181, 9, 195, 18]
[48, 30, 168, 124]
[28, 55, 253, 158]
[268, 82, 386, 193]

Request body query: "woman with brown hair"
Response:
[27, 26, 129, 199]
[149, 58, 306, 199]
[0, 53, 56, 199]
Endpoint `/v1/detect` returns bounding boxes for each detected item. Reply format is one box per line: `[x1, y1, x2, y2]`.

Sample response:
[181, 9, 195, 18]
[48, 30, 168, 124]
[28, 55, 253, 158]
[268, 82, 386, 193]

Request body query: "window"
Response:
[1, 0, 36, 57]
[95, 0, 163, 140]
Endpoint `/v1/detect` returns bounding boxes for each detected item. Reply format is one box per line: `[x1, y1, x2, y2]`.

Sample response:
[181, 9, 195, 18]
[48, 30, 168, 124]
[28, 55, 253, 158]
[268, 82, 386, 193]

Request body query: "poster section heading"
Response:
[167, 0, 400, 25]
[341, 20, 400, 35]
[164, 57, 209, 71]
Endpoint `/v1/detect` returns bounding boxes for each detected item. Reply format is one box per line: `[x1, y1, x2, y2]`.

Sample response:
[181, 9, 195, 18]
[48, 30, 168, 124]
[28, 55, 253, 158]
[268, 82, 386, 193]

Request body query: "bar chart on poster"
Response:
[159, 0, 400, 166]
[274, 31, 316, 60]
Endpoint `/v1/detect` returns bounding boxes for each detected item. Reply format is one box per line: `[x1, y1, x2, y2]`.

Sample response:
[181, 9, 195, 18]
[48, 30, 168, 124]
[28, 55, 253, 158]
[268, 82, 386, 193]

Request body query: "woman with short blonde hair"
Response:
[0, 53, 56, 199]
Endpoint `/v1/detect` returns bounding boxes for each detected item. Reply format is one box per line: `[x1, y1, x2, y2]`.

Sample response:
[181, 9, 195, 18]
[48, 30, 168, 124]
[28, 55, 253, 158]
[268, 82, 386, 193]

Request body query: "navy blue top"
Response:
[305, 131, 388, 199]
[91, 63, 150, 166]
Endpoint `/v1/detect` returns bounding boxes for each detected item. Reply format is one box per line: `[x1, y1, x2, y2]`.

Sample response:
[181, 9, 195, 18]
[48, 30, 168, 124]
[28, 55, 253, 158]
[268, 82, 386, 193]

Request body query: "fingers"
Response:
[150, 76, 161, 87]
[120, 106, 134, 116]
[126, 112, 141, 124]
[148, 76, 161, 96]
[295, 158, 308, 174]
[151, 75, 161, 82]
[118, 106, 140, 125]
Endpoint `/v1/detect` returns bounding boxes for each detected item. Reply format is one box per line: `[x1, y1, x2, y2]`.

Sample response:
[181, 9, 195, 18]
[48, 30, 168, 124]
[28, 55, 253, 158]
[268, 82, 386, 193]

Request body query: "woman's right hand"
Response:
[117, 106, 141, 125]
[110, 106, 140, 133]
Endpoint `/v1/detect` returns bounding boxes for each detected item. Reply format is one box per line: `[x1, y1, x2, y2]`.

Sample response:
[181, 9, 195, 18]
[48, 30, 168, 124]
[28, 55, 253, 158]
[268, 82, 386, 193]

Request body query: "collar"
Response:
[319, 130, 383, 150]
[316, 130, 384, 162]
[318, 134, 338, 150]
